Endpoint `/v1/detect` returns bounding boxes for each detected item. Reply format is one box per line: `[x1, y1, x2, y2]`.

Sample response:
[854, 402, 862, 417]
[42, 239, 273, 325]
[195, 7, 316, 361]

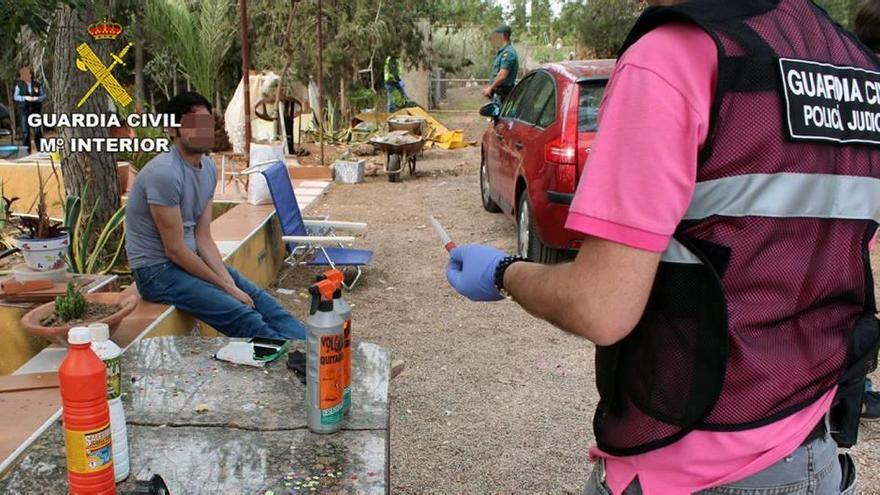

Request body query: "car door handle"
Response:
[514, 142, 524, 150]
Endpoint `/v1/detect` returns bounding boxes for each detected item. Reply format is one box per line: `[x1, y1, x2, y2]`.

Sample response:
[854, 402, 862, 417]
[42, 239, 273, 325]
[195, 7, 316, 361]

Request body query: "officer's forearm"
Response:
[503, 236, 661, 346]
[490, 70, 509, 90]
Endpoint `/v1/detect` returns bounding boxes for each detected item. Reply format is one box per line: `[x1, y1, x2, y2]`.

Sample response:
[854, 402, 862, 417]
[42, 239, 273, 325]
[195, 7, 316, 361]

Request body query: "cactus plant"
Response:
[54, 282, 87, 322]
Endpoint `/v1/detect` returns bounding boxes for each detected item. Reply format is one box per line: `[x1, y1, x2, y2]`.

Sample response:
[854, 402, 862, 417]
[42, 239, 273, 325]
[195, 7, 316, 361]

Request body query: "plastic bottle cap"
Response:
[68, 326, 91, 345]
[88, 323, 110, 342]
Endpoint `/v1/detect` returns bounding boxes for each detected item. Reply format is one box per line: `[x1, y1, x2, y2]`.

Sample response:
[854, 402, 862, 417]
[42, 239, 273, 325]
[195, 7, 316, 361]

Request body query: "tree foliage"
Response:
[250, 0, 435, 99]
[0, 0, 84, 81]
[814, 0, 863, 29]
[577, 0, 645, 58]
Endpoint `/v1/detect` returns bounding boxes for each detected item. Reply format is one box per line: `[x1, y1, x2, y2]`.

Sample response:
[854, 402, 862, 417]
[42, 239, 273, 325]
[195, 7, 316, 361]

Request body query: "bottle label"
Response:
[319, 333, 344, 425]
[104, 356, 121, 400]
[343, 320, 352, 407]
[64, 423, 113, 474]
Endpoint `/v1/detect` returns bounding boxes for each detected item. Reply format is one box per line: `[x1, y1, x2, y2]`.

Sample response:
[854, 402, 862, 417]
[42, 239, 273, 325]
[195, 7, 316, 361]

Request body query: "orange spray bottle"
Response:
[322, 269, 352, 415]
[306, 280, 346, 433]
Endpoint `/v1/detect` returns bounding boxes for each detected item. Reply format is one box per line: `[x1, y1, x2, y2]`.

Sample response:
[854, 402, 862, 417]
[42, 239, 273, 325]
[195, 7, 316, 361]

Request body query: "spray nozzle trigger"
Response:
[316, 279, 337, 301]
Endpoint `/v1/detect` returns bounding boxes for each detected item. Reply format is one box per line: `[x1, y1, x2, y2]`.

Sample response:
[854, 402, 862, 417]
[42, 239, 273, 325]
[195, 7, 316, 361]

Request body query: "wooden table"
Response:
[0, 336, 391, 494]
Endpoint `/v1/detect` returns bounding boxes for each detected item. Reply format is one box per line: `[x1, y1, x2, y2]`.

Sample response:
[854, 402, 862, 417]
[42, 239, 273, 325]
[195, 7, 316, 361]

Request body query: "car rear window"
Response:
[578, 81, 607, 132]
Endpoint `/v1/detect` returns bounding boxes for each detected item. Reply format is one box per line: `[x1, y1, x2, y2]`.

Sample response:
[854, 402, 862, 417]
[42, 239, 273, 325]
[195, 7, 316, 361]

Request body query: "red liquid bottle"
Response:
[59, 327, 116, 494]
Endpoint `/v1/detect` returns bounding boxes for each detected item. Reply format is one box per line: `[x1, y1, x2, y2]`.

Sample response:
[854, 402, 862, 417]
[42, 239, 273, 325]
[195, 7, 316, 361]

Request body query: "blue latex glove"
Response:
[446, 244, 507, 302]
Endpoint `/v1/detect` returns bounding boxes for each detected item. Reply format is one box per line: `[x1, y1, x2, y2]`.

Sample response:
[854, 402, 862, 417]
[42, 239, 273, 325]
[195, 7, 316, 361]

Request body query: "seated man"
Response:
[126, 91, 305, 340]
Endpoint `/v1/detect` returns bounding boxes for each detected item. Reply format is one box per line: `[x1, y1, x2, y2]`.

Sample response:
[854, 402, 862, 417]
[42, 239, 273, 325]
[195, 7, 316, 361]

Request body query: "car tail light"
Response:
[546, 137, 578, 194]
[545, 138, 577, 165]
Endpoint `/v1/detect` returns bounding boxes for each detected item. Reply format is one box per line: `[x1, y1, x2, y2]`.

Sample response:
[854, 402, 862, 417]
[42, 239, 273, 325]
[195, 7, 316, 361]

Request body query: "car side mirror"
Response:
[479, 102, 501, 121]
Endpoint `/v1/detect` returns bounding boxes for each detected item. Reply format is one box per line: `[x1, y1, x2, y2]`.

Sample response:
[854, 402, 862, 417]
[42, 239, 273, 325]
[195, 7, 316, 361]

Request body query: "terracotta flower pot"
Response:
[21, 292, 139, 347]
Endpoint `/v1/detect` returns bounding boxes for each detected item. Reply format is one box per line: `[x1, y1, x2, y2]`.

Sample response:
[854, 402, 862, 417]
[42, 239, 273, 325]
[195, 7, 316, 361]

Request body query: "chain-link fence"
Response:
[432, 71, 491, 110]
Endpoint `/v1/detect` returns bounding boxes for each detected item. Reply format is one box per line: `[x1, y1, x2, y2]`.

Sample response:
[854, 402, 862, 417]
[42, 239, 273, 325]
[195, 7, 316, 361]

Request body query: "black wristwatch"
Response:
[494, 255, 530, 299]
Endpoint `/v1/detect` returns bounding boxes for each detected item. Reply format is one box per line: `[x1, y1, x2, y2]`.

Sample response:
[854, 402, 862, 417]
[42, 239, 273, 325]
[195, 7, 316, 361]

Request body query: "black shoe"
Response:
[862, 391, 880, 421]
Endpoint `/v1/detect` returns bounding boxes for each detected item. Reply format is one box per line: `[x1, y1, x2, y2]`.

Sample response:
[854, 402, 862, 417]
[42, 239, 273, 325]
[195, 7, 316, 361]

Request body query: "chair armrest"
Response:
[240, 160, 278, 175]
[282, 236, 355, 245]
[303, 220, 368, 232]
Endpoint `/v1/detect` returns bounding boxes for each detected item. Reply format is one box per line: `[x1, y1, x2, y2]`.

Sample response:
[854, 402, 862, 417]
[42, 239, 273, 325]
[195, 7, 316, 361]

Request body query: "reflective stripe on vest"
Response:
[661, 173, 880, 265]
[684, 173, 880, 221]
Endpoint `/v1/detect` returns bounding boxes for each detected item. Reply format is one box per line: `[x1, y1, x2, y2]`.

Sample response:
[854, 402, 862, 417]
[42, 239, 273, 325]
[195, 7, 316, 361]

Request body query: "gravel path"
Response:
[276, 111, 880, 493]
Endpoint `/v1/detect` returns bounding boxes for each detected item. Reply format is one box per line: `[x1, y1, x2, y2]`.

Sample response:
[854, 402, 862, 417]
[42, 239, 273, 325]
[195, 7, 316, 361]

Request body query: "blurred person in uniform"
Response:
[483, 25, 518, 103]
[13, 66, 47, 154]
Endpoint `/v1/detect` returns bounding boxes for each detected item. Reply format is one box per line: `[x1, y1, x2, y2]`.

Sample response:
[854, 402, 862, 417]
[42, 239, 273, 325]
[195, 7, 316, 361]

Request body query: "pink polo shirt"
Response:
[565, 24, 835, 495]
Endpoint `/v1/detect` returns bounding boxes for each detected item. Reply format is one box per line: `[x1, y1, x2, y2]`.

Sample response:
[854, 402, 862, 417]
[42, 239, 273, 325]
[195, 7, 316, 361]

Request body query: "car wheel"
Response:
[480, 154, 502, 213]
[517, 191, 563, 264]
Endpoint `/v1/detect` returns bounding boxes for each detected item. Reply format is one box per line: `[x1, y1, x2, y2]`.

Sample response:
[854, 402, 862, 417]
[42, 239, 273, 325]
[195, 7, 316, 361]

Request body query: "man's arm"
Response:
[35, 82, 47, 103]
[483, 69, 510, 97]
[194, 199, 235, 287]
[13, 85, 23, 103]
[150, 204, 254, 307]
[503, 237, 661, 346]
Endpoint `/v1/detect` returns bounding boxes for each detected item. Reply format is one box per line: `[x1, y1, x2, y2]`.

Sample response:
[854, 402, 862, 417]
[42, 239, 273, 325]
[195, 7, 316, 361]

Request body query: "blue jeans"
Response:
[385, 81, 408, 113]
[134, 262, 306, 340]
[584, 427, 857, 494]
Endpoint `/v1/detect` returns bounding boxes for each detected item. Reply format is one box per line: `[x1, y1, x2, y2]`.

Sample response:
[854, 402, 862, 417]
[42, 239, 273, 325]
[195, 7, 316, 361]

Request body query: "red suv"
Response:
[480, 60, 615, 262]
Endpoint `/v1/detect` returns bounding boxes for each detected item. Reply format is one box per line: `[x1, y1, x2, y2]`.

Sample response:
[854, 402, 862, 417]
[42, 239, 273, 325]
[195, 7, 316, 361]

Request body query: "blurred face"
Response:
[19, 67, 31, 81]
[173, 106, 215, 154]
[490, 32, 504, 48]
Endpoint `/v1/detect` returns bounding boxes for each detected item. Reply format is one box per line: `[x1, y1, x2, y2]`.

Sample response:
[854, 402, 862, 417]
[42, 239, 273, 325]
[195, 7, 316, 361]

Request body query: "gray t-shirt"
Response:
[125, 147, 217, 269]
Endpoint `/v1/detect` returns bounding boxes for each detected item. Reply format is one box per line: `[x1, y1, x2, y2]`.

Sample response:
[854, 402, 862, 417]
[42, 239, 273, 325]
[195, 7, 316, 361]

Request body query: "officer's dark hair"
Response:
[855, 0, 880, 52]
[162, 91, 213, 122]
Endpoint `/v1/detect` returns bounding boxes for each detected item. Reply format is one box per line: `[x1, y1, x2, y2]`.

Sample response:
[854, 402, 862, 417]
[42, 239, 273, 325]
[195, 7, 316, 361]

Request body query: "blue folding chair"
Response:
[257, 161, 373, 289]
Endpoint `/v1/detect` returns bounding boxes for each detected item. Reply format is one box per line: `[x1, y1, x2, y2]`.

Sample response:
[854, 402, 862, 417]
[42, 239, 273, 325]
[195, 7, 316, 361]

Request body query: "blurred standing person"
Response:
[384, 55, 409, 113]
[13, 65, 47, 154]
[483, 25, 518, 103]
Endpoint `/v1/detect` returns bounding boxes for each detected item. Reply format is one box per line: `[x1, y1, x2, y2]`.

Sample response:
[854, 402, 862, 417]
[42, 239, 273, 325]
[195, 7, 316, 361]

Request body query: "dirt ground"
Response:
[275, 111, 880, 493]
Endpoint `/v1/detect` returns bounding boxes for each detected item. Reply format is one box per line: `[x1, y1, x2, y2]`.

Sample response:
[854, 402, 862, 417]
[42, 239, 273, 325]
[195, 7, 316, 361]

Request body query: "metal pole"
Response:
[317, 0, 324, 167]
[240, 0, 252, 160]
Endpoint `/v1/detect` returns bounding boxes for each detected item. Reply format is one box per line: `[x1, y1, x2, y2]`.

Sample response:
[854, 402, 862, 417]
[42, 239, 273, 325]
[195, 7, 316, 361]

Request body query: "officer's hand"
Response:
[482, 86, 493, 98]
[446, 244, 506, 302]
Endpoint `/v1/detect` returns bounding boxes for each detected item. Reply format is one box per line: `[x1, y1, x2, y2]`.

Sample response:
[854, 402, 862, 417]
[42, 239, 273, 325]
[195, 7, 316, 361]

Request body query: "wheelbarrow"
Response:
[368, 131, 425, 183]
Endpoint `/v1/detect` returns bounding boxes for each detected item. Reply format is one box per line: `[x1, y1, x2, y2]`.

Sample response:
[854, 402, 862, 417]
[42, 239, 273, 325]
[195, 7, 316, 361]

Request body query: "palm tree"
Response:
[144, 0, 236, 105]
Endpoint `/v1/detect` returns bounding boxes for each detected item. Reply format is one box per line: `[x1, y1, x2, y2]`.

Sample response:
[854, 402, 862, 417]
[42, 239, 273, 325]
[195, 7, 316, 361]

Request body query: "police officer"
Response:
[483, 25, 518, 103]
[13, 65, 46, 154]
[447, 0, 877, 493]
[384, 55, 409, 113]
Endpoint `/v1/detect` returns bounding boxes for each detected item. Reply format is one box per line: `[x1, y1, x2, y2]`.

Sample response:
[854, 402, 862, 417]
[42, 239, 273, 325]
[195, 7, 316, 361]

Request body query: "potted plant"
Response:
[12, 165, 69, 271]
[21, 282, 138, 346]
